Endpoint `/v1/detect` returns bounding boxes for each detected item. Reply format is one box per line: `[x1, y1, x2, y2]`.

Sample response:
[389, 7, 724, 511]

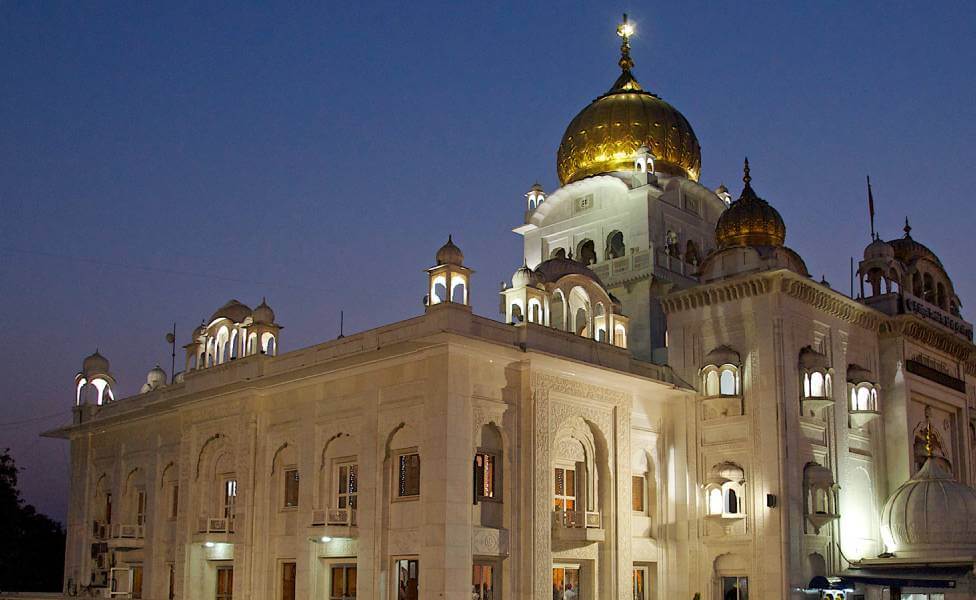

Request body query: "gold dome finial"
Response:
[616, 14, 635, 72]
[923, 406, 934, 457]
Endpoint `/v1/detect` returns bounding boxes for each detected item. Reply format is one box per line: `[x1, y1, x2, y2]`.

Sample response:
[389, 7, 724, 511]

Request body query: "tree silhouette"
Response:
[0, 448, 66, 592]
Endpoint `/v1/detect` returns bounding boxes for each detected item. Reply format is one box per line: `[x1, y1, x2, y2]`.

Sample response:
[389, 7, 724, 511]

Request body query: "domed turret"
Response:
[210, 299, 252, 324]
[435, 235, 464, 266]
[252, 298, 275, 324]
[556, 15, 701, 185]
[427, 236, 472, 308]
[881, 434, 976, 558]
[76, 350, 116, 406]
[715, 159, 786, 248]
[533, 256, 605, 287]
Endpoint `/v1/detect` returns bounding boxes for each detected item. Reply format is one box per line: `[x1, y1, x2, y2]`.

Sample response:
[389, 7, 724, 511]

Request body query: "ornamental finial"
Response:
[743, 157, 751, 187]
[616, 14, 635, 72]
[903, 217, 912, 238]
[923, 406, 934, 457]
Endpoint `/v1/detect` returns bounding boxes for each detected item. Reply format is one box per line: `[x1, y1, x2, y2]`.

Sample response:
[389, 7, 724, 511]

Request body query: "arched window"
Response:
[685, 240, 700, 265]
[701, 347, 741, 399]
[704, 462, 746, 519]
[510, 303, 523, 324]
[451, 279, 466, 304]
[803, 462, 839, 533]
[550, 290, 566, 331]
[705, 371, 720, 396]
[606, 231, 625, 259]
[810, 372, 825, 397]
[430, 274, 448, 304]
[528, 298, 543, 324]
[613, 323, 627, 348]
[665, 230, 679, 256]
[577, 239, 597, 265]
[719, 370, 736, 396]
[923, 272, 935, 303]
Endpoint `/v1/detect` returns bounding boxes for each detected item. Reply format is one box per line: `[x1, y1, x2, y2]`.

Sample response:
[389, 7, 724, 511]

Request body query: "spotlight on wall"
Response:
[203, 541, 215, 548]
[320, 536, 333, 543]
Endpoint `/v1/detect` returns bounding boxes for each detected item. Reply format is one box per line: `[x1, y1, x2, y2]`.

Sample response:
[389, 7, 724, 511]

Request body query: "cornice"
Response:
[884, 314, 976, 365]
[662, 269, 976, 374]
[662, 270, 880, 331]
[660, 276, 771, 314]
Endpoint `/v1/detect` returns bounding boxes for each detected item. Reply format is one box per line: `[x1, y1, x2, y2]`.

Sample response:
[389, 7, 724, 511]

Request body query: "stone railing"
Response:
[109, 523, 144, 539]
[589, 249, 652, 284]
[552, 509, 602, 529]
[311, 507, 357, 527]
[197, 516, 235, 533]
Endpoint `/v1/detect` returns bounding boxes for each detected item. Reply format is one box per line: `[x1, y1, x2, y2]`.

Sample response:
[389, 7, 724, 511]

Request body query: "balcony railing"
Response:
[589, 249, 652, 284]
[110, 523, 144, 539]
[311, 508, 357, 527]
[552, 509, 602, 529]
[198, 517, 235, 533]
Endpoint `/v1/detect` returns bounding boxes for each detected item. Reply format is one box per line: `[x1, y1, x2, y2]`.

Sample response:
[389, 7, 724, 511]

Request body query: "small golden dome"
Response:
[556, 18, 701, 185]
[715, 159, 786, 248]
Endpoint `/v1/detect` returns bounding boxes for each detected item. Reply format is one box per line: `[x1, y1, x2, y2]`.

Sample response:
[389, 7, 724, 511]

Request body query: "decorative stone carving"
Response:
[471, 526, 509, 556]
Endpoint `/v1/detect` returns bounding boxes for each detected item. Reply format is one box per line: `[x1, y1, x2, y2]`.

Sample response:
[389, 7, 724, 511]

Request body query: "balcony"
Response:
[849, 409, 880, 430]
[310, 508, 358, 538]
[589, 249, 652, 286]
[192, 515, 238, 544]
[801, 395, 834, 417]
[106, 523, 144, 549]
[552, 509, 604, 543]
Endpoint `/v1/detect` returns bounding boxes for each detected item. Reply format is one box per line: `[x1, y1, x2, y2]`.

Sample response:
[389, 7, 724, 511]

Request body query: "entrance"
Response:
[215, 565, 233, 600]
[552, 565, 581, 600]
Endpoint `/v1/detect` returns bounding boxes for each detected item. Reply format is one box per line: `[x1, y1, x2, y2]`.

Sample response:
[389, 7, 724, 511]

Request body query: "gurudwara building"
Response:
[46, 16, 976, 600]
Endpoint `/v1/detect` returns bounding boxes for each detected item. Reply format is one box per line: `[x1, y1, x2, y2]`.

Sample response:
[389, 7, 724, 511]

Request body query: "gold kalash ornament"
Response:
[556, 14, 702, 185]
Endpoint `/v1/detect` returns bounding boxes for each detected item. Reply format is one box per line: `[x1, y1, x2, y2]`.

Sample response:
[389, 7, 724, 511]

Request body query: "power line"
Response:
[0, 246, 335, 293]
[0, 409, 70, 429]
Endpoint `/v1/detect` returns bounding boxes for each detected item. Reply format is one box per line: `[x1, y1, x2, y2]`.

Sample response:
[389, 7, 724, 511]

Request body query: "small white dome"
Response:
[511, 263, 536, 287]
[864, 238, 894, 261]
[147, 365, 166, 387]
[435, 235, 464, 266]
[252, 298, 275, 324]
[880, 457, 976, 558]
[82, 350, 110, 376]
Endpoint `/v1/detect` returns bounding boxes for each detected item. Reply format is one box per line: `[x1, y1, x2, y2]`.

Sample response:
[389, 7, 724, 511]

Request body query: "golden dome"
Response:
[715, 159, 786, 248]
[556, 18, 701, 185]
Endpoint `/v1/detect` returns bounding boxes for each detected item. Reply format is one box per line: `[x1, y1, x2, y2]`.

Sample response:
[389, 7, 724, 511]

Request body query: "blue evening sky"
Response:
[2, 2, 974, 520]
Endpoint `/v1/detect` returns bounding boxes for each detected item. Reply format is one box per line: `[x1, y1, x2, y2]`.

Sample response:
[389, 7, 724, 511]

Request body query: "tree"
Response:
[0, 448, 66, 592]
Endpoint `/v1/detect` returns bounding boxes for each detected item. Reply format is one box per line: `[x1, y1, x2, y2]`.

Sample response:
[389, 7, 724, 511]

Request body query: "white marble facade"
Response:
[48, 18, 976, 600]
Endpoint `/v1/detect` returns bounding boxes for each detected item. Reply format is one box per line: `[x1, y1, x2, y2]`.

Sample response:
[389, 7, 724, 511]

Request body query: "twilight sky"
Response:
[2, 2, 975, 521]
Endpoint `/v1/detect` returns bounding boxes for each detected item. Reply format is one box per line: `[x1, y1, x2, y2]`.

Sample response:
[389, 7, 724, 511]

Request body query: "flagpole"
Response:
[867, 175, 876, 240]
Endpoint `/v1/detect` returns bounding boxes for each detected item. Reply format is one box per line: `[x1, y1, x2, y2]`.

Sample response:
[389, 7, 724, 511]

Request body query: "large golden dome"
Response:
[715, 159, 786, 248]
[556, 20, 701, 185]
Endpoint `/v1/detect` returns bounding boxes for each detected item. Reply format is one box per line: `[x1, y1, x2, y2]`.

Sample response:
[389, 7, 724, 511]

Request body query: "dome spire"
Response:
[609, 14, 643, 93]
[616, 14, 635, 73]
[923, 407, 935, 457]
[903, 217, 912, 238]
[740, 157, 756, 199]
